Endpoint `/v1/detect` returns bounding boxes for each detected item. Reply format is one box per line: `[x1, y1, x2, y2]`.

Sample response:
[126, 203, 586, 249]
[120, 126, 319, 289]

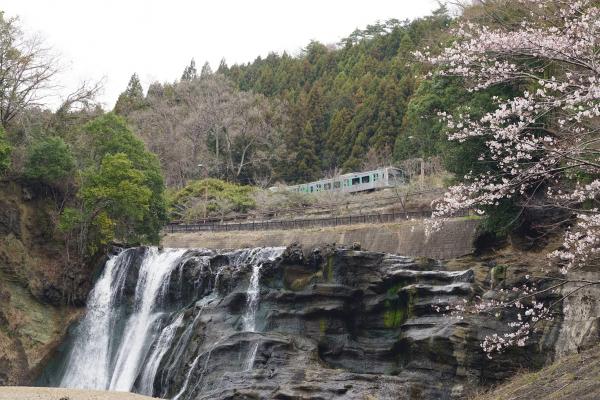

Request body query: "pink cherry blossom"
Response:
[425, 0, 600, 356]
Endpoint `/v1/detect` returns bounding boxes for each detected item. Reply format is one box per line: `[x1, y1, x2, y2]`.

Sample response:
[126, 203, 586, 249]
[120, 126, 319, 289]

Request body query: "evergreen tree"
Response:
[181, 59, 197, 81]
[294, 122, 321, 181]
[218, 8, 452, 181]
[217, 58, 228, 74]
[114, 73, 145, 115]
[200, 61, 213, 78]
[25, 137, 75, 187]
[82, 113, 167, 243]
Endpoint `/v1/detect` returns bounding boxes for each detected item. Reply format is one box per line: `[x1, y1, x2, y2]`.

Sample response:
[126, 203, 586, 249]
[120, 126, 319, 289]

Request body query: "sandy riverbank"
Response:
[0, 387, 158, 400]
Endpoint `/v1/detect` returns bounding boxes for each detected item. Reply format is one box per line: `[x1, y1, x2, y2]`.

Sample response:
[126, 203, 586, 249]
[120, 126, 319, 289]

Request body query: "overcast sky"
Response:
[1, 0, 439, 109]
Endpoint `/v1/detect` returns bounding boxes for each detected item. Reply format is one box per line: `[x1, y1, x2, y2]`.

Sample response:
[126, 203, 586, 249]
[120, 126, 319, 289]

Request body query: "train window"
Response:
[344, 179, 349, 187]
[310, 186, 314, 192]
[333, 181, 341, 189]
[324, 183, 331, 190]
[373, 173, 379, 181]
[351, 177, 360, 185]
[361, 176, 370, 183]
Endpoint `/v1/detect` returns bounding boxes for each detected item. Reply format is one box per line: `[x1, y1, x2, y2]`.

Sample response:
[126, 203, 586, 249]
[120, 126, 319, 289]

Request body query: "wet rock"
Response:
[49, 244, 561, 399]
[147, 245, 557, 399]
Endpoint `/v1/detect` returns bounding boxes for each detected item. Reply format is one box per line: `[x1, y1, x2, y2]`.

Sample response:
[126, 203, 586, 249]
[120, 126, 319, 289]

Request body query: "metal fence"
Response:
[165, 209, 470, 233]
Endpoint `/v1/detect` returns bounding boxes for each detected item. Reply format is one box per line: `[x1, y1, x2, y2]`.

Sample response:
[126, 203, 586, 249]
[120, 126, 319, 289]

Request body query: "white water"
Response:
[138, 314, 183, 395]
[172, 247, 284, 400]
[110, 248, 186, 391]
[60, 253, 128, 389]
[60, 247, 186, 391]
[239, 247, 283, 370]
[59, 246, 284, 398]
[172, 338, 222, 400]
[242, 262, 263, 332]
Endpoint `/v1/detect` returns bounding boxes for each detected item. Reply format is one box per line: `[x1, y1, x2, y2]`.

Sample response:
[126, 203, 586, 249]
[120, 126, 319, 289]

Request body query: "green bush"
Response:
[25, 136, 75, 185]
[0, 127, 11, 175]
[170, 178, 256, 220]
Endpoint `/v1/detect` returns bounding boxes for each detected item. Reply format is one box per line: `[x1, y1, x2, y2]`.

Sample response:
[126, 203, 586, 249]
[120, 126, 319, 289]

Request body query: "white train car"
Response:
[275, 166, 405, 194]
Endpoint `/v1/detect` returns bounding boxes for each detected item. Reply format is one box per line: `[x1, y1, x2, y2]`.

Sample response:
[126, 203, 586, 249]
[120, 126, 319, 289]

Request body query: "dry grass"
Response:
[473, 345, 600, 400]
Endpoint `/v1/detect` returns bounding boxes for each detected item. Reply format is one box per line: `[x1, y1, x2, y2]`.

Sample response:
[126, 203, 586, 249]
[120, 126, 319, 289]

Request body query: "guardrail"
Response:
[165, 209, 470, 233]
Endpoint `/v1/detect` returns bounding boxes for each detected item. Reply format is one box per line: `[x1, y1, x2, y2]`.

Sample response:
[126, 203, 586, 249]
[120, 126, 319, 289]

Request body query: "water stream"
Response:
[57, 246, 284, 398]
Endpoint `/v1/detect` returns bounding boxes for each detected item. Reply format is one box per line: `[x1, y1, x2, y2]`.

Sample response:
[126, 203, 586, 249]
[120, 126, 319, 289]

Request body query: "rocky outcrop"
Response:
[51, 244, 558, 400]
[0, 181, 86, 385]
[554, 267, 600, 358]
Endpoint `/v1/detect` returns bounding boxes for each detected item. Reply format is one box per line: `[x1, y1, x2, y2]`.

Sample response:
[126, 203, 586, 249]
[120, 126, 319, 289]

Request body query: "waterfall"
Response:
[59, 250, 133, 389]
[242, 262, 262, 332]
[109, 248, 187, 391]
[239, 247, 283, 370]
[172, 247, 284, 400]
[138, 314, 183, 395]
[172, 338, 222, 400]
[60, 247, 186, 391]
[57, 246, 284, 399]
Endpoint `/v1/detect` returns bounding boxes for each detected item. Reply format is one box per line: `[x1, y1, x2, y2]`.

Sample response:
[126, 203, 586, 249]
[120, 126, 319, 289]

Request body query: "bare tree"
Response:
[221, 91, 286, 181]
[0, 12, 59, 127]
[361, 146, 394, 171]
[128, 74, 287, 187]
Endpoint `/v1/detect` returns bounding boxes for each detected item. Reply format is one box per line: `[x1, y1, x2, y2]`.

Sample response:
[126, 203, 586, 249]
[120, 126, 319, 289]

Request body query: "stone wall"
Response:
[162, 217, 480, 259]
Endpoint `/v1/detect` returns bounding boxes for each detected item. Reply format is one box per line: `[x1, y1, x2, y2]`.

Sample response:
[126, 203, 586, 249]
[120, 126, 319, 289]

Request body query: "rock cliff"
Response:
[0, 181, 88, 385]
[47, 244, 560, 399]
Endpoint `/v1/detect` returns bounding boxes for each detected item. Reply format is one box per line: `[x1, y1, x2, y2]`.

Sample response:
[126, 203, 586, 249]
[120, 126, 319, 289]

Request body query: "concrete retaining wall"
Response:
[161, 217, 480, 259]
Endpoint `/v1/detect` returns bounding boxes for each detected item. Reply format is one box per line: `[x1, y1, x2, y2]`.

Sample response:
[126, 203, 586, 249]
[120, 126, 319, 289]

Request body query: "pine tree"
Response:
[114, 73, 145, 116]
[181, 59, 197, 81]
[200, 62, 213, 79]
[217, 58, 228, 74]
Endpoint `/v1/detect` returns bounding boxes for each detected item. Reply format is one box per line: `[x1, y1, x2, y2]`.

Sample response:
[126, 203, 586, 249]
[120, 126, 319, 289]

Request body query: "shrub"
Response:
[24, 136, 75, 186]
[0, 127, 11, 175]
[170, 178, 256, 221]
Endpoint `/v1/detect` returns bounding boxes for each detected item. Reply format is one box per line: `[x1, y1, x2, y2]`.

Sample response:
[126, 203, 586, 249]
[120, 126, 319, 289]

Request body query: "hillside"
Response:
[475, 344, 600, 400]
[0, 181, 87, 385]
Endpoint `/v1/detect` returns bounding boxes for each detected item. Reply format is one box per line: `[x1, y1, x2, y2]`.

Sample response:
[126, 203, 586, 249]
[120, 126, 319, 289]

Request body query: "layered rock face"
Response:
[0, 181, 86, 385]
[47, 244, 557, 399]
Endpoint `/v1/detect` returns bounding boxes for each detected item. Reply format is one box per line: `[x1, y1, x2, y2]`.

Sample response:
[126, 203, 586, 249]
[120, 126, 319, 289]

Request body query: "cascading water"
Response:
[242, 261, 263, 370]
[110, 248, 187, 391]
[48, 243, 489, 400]
[55, 245, 284, 399]
[239, 247, 283, 370]
[59, 250, 134, 389]
[171, 247, 284, 399]
[242, 261, 262, 332]
[138, 313, 183, 395]
[59, 247, 186, 391]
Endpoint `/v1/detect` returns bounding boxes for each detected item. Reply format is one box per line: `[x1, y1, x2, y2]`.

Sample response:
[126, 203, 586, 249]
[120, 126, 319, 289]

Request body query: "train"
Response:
[272, 166, 405, 194]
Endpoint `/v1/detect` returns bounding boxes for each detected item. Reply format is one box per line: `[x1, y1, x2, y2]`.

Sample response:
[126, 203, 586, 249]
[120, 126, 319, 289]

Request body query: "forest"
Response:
[0, 5, 467, 265]
[1, 0, 598, 274]
[1, 1, 600, 397]
[113, 7, 460, 187]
